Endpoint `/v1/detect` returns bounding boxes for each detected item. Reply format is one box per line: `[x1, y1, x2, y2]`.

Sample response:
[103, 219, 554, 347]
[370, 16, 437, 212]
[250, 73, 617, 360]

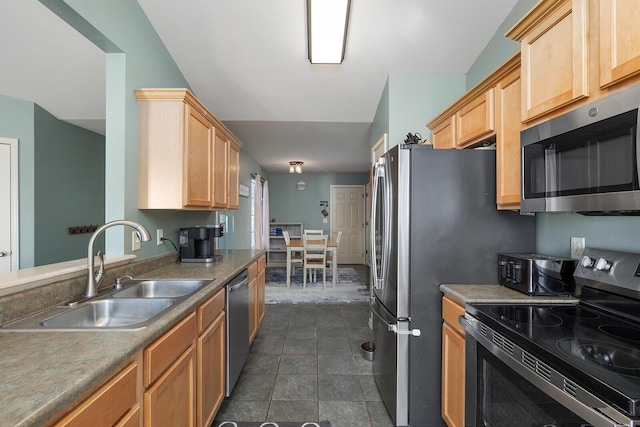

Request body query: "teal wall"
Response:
[0, 95, 36, 268]
[0, 96, 105, 267]
[370, 78, 390, 148]
[389, 74, 465, 145]
[48, 0, 262, 261]
[33, 104, 106, 266]
[464, 0, 640, 257]
[268, 173, 369, 234]
[465, 0, 538, 90]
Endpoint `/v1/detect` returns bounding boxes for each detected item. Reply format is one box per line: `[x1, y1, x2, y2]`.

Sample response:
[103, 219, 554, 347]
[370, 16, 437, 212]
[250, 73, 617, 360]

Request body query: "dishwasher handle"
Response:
[227, 270, 248, 292]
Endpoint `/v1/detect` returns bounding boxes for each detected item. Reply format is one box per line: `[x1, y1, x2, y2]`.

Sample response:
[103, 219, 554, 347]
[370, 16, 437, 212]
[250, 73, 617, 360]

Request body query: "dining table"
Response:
[286, 238, 338, 287]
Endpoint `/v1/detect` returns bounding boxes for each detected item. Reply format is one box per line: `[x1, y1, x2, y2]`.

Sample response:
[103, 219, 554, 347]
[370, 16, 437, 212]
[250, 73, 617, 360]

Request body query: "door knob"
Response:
[0, 251, 8, 257]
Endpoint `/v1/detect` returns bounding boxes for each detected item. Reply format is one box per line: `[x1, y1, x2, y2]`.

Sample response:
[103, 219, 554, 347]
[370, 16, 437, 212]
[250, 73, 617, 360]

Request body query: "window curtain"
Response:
[262, 180, 270, 250]
[253, 174, 264, 249]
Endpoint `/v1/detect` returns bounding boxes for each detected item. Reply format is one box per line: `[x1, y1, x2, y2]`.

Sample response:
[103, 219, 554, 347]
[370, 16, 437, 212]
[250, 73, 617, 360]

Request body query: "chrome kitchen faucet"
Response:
[85, 220, 151, 297]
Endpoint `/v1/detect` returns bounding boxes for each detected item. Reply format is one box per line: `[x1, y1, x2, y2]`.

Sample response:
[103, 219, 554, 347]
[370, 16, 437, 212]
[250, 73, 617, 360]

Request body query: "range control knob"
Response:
[595, 258, 612, 272]
[580, 256, 596, 268]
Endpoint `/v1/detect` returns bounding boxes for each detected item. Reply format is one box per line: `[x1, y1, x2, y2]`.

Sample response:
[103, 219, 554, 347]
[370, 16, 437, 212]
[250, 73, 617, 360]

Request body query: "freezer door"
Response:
[371, 298, 409, 426]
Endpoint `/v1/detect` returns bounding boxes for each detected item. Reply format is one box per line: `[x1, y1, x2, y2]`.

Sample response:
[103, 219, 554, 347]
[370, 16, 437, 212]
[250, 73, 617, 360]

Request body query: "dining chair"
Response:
[326, 231, 342, 285]
[303, 229, 324, 235]
[283, 230, 303, 274]
[303, 234, 328, 289]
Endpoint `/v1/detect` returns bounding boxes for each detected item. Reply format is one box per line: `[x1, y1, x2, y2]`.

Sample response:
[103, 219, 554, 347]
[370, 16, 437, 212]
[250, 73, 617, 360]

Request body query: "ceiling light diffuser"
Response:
[307, 0, 351, 64]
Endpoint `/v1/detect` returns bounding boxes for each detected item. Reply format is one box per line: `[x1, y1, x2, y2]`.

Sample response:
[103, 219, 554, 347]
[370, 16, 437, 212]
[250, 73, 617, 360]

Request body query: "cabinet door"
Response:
[184, 106, 214, 208]
[227, 141, 240, 210]
[496, 68, 523, 209]
[212, 131, 229, 209]
[248, 276, 257, 343]
[431, 116, 456, 149]
[456, 88, 494, 148]
[442, 322, 465, 427]
[197, 311, 225, 427]
[600, 0, 640, 88]
[145, 345, 196, 427]
[257, 266, 266, 325]
[520, 0, 588, 121]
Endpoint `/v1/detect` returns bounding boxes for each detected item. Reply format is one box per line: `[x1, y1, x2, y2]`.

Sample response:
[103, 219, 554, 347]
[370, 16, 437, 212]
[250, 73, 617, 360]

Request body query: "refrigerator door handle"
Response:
[371, 158, 385, 290]
[371, 302, 421, 336]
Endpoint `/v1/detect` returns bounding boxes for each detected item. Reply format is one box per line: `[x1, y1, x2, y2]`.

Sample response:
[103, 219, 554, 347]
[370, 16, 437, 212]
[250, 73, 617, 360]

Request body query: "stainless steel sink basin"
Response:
[112, 279, 212, 299]
[40, 298, 175, 329]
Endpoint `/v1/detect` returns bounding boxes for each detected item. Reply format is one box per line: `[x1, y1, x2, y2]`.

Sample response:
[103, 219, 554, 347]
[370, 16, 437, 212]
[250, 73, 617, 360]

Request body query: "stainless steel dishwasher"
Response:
[225, 269, 249, 396]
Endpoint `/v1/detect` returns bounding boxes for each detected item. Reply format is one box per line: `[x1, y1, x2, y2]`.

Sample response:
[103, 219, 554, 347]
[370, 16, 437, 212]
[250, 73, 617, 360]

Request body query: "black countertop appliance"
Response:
[179, 225, 223, 262]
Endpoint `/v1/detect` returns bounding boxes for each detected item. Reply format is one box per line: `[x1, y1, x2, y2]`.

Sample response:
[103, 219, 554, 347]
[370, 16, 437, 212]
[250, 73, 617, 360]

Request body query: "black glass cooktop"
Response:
[467, 302, 640, 416]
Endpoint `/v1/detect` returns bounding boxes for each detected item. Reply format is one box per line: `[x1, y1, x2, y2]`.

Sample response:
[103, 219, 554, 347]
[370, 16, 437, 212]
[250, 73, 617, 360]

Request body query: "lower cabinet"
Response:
[197, 288, 226, 427]
[144, 345, 196, 427]
[249, 255, 266, 343]
[53, 361, 140, 427]
[441, 295, 466, 427]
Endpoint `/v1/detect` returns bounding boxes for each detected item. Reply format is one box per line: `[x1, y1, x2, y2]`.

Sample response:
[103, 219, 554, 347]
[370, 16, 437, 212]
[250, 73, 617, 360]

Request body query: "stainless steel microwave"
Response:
[521, 84, 640, 215]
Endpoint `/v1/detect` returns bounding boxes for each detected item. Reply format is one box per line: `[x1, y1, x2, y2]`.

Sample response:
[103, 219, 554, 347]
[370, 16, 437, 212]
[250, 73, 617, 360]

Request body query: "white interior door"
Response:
[331, 185, 365, 264]
[0, 138, 19, 272]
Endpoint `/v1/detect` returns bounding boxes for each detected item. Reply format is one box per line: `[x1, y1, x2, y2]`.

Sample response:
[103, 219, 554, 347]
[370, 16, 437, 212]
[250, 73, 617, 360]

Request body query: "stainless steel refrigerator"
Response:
[370, 144, 536, 426]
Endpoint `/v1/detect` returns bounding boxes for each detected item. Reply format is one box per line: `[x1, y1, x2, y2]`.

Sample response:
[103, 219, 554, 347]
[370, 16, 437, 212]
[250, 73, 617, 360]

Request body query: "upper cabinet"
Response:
[427, 54, 522, 210]
[507, 0, 589, 122]
[599, 0, 640, 88]
[507, 0, 640, 124]
[136, 89, 242, 210]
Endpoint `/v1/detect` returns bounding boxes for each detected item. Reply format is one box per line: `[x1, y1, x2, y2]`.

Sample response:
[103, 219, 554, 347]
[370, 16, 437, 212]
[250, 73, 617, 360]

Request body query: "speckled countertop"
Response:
[0, 249, 264, 427]
[439, 284, 578, 304]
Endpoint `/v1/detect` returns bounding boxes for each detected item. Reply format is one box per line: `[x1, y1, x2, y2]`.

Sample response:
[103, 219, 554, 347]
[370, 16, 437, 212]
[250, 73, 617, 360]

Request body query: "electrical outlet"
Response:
[157, 229, 164, 246]
[570, 237, 585, 259]
[132, 231, 141, 251]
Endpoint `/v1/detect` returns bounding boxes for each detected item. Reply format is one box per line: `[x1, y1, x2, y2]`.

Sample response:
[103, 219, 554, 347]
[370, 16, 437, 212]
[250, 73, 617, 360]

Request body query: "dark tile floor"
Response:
[215, 266, 394, 427]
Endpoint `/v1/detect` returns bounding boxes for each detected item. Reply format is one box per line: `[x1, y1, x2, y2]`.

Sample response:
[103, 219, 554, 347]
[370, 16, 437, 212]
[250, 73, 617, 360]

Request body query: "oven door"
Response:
[462, 315, 638, 427]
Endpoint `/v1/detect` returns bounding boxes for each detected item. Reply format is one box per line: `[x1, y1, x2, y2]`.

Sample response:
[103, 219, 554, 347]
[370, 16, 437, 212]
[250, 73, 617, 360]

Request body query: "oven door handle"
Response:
[464, 315, 636, 427]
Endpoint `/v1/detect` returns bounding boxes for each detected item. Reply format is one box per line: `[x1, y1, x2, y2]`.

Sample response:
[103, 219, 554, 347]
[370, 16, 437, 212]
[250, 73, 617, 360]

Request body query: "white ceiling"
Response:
[1, 0, 519, 173]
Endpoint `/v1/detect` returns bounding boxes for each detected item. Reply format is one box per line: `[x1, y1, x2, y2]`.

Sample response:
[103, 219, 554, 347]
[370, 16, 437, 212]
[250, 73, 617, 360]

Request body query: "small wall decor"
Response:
[321, 209, 329, 217]
[239, 184, 250, 198]
[296, 180, 306, 191]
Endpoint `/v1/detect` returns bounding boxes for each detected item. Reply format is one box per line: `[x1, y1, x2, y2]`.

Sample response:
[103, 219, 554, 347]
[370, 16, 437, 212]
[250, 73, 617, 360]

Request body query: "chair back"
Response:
[282, 230, 291, 245]
[303, 235, 328, 263]
[303, 229, 324, 235]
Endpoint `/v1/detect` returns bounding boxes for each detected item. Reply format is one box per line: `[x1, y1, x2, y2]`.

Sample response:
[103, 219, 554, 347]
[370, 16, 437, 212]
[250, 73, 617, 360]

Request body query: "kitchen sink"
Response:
[112, 279, 212, 298]
[1, 278, 215, 332]
[40, 298, 175, 329]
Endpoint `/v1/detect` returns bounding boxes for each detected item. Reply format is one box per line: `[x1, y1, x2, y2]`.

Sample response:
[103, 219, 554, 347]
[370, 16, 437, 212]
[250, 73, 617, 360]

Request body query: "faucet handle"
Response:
[114, 275, 133, 289]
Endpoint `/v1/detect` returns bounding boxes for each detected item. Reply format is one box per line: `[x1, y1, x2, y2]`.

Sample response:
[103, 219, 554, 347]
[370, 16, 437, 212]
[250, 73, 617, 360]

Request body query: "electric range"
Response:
[463, 248, 640, 427]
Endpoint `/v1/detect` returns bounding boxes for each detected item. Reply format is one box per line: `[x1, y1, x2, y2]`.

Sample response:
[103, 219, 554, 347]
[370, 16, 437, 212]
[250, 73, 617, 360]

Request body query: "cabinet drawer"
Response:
[257, 255, 266, 272]
[145, 312, 197, 387]
[198, 287, 225, 334]
[442, 295, 465, 336]
[248, 261, 258, 282]
[55, 362, 138, 427]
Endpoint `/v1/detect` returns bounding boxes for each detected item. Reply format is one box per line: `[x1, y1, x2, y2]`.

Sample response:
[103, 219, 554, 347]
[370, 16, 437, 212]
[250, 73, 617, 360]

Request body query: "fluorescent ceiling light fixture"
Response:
[307, 0, 351, 64]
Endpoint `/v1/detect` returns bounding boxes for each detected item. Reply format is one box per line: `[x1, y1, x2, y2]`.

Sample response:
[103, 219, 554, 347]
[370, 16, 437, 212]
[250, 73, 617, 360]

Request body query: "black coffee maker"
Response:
[179, 225, 223, 263]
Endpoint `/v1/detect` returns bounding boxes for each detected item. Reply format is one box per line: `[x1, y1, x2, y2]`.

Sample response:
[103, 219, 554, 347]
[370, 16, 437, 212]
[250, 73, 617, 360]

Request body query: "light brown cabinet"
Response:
[136, 88, 242, 210]
[441, 295, 466, 427]
[196, 288, 226, 427]
[427, 54, 523, 209]
[53, 361, 140, 427]
[495, 67, 523, 210]
[248, 255, 266, 343]
[456, 88, 495, 148]
[508, 0, 589, 122]
[599, 0, 640, 88]
[431, 116, 456, 149]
